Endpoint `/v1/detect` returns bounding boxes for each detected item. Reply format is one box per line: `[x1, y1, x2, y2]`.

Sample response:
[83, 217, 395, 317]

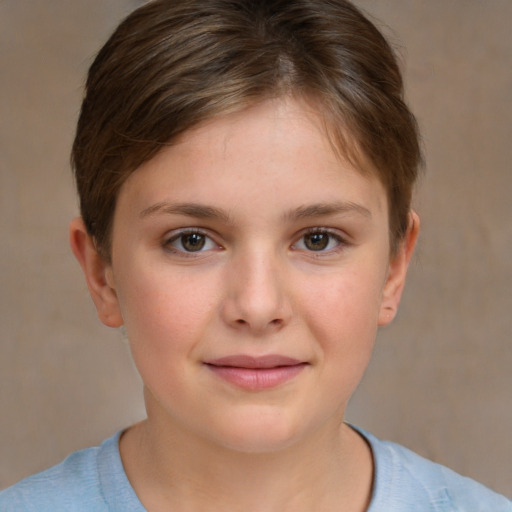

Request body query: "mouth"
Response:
[204, 355, 308, 391]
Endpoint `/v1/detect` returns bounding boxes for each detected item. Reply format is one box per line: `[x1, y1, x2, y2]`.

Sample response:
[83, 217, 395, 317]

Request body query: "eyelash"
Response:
[163, 229, 220, 257]
[163, 227, 348, 257]
[292, 228, 347, 255]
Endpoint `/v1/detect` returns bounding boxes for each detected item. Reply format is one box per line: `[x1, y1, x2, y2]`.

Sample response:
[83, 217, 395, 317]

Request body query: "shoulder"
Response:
[0, 432, 130, 512]
[0, 445, 105, 512]
[356, 427, 512, 512]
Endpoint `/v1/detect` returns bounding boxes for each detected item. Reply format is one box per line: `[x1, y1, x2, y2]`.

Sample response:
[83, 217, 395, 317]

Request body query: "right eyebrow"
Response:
[139, 202, 231, 223]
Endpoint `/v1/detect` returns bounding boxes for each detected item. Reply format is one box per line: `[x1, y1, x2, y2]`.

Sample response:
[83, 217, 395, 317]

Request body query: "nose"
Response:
[221, 248, 292, 335]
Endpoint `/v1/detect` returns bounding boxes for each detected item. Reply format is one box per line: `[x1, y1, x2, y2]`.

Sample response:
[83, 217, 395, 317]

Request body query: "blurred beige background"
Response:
[1, 0, 511, 496]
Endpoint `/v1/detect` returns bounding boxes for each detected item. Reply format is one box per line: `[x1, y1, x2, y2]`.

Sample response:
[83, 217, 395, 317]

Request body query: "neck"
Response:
[120, 414, 373, 512]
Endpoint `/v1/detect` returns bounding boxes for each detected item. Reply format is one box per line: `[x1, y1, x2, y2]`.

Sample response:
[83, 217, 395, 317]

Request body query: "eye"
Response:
[293, 229, 344, 252]
[165, 230, 218, 253]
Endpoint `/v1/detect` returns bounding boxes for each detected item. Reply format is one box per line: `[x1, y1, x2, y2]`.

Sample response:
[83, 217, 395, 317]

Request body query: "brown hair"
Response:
[72, 0, 422, 260]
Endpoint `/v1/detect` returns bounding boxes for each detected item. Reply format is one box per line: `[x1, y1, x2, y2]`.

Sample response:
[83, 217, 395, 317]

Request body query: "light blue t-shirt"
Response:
[1, 428, 510, 511]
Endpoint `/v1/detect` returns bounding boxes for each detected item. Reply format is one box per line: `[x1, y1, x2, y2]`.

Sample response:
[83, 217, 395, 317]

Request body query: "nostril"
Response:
[233, 318, 282, 328]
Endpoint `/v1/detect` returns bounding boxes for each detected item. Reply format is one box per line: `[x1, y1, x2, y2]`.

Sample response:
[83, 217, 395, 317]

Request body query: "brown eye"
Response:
[166, 230, 217, 254]
[181, 233, 206, 252]
[303, 232, 330, 251]
[293, 230, 343, 253]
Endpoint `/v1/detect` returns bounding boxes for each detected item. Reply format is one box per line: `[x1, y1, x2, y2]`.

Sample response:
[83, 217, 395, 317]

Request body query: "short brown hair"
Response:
[72, 0, 422, 260]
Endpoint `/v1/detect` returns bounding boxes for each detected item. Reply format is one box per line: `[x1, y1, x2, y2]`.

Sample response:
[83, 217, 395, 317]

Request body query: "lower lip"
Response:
[205, 364, 307, 391]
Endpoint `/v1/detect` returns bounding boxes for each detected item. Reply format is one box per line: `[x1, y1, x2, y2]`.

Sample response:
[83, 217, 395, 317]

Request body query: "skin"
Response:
[70, 97, 418, 512]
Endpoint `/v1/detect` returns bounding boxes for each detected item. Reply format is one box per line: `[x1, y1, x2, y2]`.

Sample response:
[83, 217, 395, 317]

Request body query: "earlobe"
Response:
[378, 211, 420, 326]
[69, 217, 124, 328]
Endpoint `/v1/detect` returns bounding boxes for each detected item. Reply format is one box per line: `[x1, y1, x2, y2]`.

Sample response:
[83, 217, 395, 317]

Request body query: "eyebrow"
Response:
[285, 201, 372, 221]
[139, 200, 371, 223]
[139, 201, 231, 222]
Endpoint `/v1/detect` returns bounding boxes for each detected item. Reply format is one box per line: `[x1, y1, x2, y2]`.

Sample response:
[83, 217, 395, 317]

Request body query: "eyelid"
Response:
[163, 227, 222, 255]
[291, 227, 350, 254]
[161, 226, 350, 257]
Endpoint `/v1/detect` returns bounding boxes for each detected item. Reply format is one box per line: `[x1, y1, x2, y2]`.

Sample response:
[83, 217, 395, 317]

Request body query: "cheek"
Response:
[298, 266, 385, 368]
[116, 267, 222, 401]
[303, 266, 384, 330]
[115, 266, 218, 356]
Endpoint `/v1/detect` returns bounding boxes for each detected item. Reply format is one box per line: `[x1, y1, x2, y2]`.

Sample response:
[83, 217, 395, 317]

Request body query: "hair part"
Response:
[72, 0, 422, 260]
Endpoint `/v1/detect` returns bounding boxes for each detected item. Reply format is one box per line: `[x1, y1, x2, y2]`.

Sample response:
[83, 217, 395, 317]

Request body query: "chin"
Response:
[203, 407, 315, 454]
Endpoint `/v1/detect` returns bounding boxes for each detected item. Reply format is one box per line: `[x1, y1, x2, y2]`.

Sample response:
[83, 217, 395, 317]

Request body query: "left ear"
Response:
[378, 211, 420, 326]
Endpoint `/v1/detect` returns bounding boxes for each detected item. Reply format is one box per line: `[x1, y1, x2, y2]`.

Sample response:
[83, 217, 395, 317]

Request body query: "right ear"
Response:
[69, 217, 123, 328]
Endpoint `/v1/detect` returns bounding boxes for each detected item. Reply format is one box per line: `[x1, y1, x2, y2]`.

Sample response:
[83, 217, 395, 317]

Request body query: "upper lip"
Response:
[205, 355, 304, 369]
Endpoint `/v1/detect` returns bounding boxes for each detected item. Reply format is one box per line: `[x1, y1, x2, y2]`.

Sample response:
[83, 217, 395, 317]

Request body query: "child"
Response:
[1, 0, 510, 510]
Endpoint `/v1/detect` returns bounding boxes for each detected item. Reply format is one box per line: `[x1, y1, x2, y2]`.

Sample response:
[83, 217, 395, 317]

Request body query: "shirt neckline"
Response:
[99, 426, 388, 512]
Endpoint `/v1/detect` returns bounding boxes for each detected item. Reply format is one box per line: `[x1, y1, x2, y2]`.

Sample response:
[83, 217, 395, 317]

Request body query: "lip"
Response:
[204, 355, 308, 391]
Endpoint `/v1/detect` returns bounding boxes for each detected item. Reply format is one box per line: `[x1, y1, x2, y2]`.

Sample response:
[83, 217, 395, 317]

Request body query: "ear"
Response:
[378, 211, 419, 326]
[69, 217, 124, 328]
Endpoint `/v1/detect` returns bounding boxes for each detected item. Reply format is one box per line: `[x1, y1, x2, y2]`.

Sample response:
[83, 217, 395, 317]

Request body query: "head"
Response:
[72, 0, 422, 262]
[70, 0, 422, 452]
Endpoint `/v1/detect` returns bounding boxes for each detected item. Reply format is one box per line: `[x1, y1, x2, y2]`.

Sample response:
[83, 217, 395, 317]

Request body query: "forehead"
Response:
[171, 95, 375, 174]
[115, 97, 388, 224]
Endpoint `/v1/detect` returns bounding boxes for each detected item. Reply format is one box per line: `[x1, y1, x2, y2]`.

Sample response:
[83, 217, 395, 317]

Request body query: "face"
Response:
[72, 97, 416, 453]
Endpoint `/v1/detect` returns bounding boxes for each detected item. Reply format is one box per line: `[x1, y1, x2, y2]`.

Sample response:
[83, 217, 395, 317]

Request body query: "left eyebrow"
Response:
[284, 201, 372, 221]
[139, 201, 231, 223]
